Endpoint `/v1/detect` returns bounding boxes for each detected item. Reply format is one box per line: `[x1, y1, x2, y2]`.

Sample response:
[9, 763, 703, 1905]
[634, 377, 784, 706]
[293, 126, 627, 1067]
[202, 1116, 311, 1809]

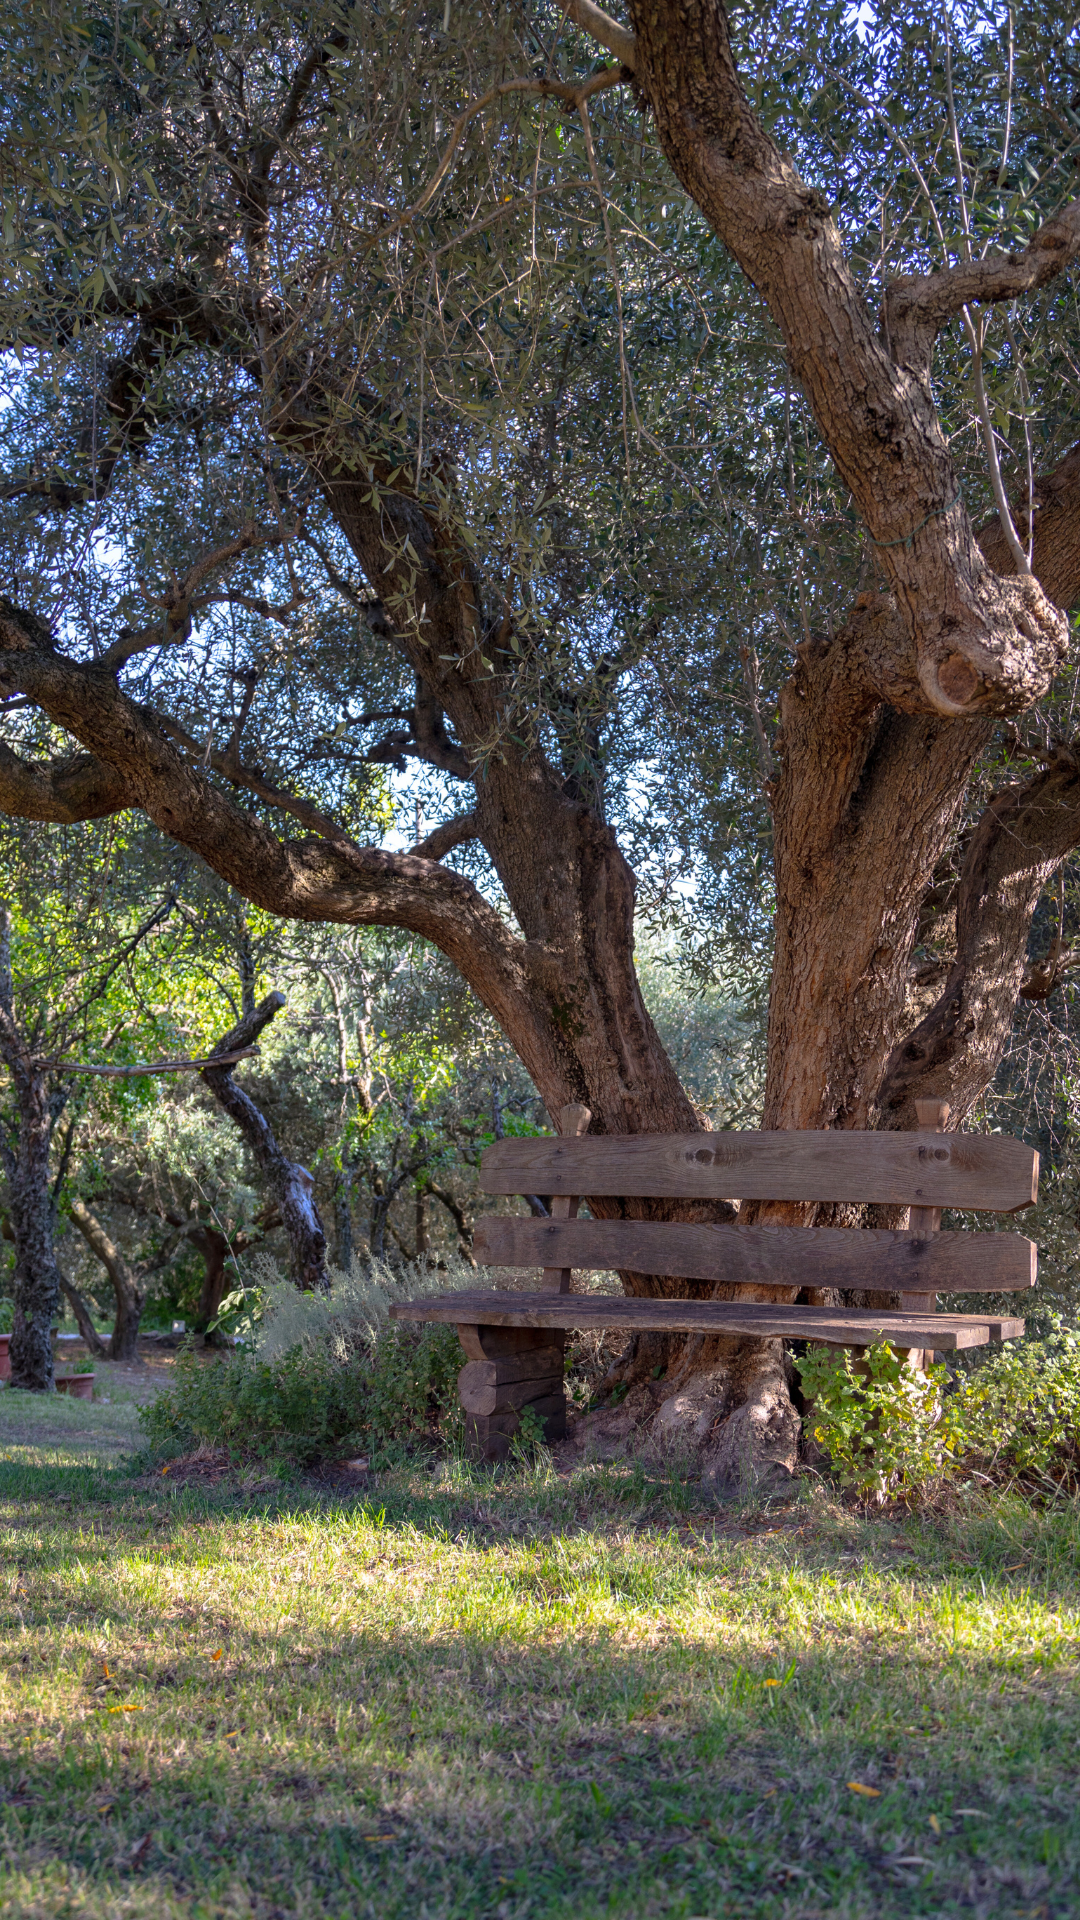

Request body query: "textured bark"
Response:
[188, 1226, 232, 1331]
[58, 1275, 110, 1360]
[878, 746, 1080, 1122]
[68, 1198, 146, 1362]
[0, 1046, 61, 1392]
[613, 1, 1073, 721]
[201, 994, 331, 1294]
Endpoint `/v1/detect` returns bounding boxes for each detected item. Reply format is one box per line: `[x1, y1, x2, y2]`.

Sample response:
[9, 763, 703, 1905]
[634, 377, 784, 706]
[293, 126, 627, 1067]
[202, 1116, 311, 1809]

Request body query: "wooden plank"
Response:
[901, 1099, 950, 1366]
[465, 1403, 566, 1462]
[472, 1217, 1036, 1292]
[458, 1350, 564, 1389]
[391, 1290, 1024, 1349]
[458, 1361, 564, 1416]
[456, 1323, 564, 1361]
[480, 1130, 1038, 1212]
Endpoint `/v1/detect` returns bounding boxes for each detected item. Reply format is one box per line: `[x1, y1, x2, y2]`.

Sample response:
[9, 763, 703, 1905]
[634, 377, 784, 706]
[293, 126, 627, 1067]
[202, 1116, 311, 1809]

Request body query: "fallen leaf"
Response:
[848, 1782, 881, 1797]
[126, 1833, 152, 1869]
[107, 1704, 144, 1714]
[929, 1813, 942, 1834]
[955, 1808, 987, 1817]
[210, 1649, 223, 1661]
[160, 1465, 170, 1476]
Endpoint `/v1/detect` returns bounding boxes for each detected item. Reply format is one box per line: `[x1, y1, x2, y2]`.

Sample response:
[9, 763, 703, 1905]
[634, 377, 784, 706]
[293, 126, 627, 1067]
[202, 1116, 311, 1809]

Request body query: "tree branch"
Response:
[562, 0, 638, 68]
[200, 991, 330, 1293]
[0, 738, 132, 824]
[409, 812, 478, 860]
[878, 743, 1080, 1124]
[883, 200, 1080, 378]
[625, 0, 1067, 719]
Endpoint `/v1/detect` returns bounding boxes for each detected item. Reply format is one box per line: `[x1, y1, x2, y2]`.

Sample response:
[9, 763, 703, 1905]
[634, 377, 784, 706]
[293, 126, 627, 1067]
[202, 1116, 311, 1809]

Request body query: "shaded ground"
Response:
[0, 1399, 1078, 1919]
[0, 1347, 174, 1464]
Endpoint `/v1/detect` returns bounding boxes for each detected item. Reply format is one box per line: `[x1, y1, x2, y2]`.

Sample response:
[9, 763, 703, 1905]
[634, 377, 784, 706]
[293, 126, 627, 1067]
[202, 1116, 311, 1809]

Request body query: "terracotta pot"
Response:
[0, 1333, 10, 1382]
[55, 1372, 94, 1400]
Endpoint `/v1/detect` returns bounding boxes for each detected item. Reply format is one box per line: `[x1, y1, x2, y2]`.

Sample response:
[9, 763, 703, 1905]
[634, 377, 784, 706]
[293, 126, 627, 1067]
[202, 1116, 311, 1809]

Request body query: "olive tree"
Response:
[2, 0, 1080, 1470]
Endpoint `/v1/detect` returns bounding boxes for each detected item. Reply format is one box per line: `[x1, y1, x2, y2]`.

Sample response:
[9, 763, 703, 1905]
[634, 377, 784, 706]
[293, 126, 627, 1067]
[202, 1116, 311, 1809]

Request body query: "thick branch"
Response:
[0, 739, 131, 824]
[0, 612, 592, 1108]
[884, 200, 1080, 377]
[562, 0, 638, 67]
[978, 437, 1080, 613]
[625, 0, 1067, 718]
[409, 812, 478, 860]
[878, 744, 1080, 1124]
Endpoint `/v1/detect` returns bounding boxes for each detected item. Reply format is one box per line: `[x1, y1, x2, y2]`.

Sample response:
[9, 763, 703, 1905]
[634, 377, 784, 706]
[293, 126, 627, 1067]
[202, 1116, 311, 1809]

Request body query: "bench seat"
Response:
[389, 1289, 1025, 1350]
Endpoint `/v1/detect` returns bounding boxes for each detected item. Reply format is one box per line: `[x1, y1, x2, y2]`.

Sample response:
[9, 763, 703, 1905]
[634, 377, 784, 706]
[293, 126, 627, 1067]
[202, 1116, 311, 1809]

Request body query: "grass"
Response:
[1, 1390, 1079, 1917]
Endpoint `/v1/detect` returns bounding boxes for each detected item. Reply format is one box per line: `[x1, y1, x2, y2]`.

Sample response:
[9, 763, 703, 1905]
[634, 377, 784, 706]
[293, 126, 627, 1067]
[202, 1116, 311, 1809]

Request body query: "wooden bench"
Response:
[390, 1099, 1038, 1462]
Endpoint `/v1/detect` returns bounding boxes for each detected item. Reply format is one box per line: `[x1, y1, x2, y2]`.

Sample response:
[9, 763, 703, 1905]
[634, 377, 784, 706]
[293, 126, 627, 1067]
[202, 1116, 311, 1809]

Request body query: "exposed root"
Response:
[569, 1331, 803, 1491]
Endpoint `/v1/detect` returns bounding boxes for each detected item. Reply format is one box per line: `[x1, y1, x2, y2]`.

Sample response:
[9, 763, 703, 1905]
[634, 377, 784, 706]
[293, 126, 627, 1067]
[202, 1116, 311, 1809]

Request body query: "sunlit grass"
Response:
[1, 1412, 1078, 1917]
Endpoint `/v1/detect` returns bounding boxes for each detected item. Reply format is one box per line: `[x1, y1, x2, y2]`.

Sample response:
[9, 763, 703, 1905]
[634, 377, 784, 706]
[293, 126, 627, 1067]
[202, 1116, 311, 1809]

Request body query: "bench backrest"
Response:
[479, 1126, 1038, 1213]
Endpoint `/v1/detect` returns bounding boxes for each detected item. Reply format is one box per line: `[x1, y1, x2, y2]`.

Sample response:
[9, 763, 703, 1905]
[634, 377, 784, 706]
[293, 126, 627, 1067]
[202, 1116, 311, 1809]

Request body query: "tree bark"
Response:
[187, 1225, 233, 1332]
[201, 993, 331, 1293]
[59, 1276, 110, 1360]
[68, 1198, 146, 1363]
[0, 910, 64, 1392]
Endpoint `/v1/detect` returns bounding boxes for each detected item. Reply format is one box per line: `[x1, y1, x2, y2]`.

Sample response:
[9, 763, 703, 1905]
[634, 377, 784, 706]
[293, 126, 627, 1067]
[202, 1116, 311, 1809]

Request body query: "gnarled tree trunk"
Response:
[201, 994, 331, 1294]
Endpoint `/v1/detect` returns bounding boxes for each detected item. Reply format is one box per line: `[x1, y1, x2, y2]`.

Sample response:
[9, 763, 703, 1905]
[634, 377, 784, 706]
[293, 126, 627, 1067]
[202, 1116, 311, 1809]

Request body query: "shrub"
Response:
[951, 1321, 1080, 1483]
[797, 1321, 1080, 1499]
[139, 1252, 470, 1466]
[796, 1342, 953, 1500]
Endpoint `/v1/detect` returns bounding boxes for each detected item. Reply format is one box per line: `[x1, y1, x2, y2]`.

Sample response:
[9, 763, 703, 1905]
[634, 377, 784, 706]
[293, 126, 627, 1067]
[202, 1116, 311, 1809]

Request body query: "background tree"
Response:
[2, 2, 1080, 1467]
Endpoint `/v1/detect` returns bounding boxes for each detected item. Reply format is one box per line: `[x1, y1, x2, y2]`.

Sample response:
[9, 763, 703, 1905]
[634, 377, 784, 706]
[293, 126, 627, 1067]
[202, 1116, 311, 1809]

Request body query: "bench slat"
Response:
[473, 1217, 1036, 1292]
[389, 1290, 1023, 1350]
[480, 1130, 1038, 1212]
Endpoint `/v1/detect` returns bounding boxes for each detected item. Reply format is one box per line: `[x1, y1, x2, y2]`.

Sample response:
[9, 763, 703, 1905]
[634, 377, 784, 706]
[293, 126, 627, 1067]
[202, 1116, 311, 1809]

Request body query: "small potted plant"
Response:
[55, 1369, 95, 1400]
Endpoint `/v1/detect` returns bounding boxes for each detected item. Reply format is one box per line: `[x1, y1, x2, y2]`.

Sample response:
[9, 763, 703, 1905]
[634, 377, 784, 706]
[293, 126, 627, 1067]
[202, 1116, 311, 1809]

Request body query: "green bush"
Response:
[797, 1322, 1080, 1499]
[140, 1321, 462, 1466]
[952, 1322, 1080, 1482]
[796, 1342, 953, 1500]
[139, 1252, 470, 1466]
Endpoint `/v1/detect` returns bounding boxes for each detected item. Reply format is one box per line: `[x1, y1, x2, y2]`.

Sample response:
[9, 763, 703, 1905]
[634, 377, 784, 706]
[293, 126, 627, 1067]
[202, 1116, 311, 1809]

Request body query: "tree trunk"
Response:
[201, 994, 331, 1293]
[333, 1167, 353, 1271]
[188, 1225, 232, 1334]
[0, 909, 64, 1392]
[68, 1198, 146, 1363]
[59, 1275, 110, 1360]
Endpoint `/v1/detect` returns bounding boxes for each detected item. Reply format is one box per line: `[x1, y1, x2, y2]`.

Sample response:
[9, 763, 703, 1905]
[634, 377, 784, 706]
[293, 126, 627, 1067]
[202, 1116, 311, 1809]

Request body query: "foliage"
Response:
[139, 1253, 472, 1464]
[953, 1322, 1080, 1482]
[797, 1342, 954, 1500]
[800, 1323, 1080, 1498]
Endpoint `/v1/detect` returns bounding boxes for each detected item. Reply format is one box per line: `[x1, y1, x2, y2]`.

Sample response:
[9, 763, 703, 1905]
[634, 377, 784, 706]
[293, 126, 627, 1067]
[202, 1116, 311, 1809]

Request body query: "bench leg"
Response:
[455, 1323, 565, 1462]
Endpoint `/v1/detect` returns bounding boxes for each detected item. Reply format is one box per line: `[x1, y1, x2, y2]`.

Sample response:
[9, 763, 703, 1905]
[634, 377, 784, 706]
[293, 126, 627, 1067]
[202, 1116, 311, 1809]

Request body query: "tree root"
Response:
[572, 1331, 802, 1492]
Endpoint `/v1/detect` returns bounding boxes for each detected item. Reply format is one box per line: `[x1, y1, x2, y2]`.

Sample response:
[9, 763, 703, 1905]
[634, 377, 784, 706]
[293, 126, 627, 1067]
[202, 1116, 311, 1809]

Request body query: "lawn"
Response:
[0, 1386, 1078, 1919]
